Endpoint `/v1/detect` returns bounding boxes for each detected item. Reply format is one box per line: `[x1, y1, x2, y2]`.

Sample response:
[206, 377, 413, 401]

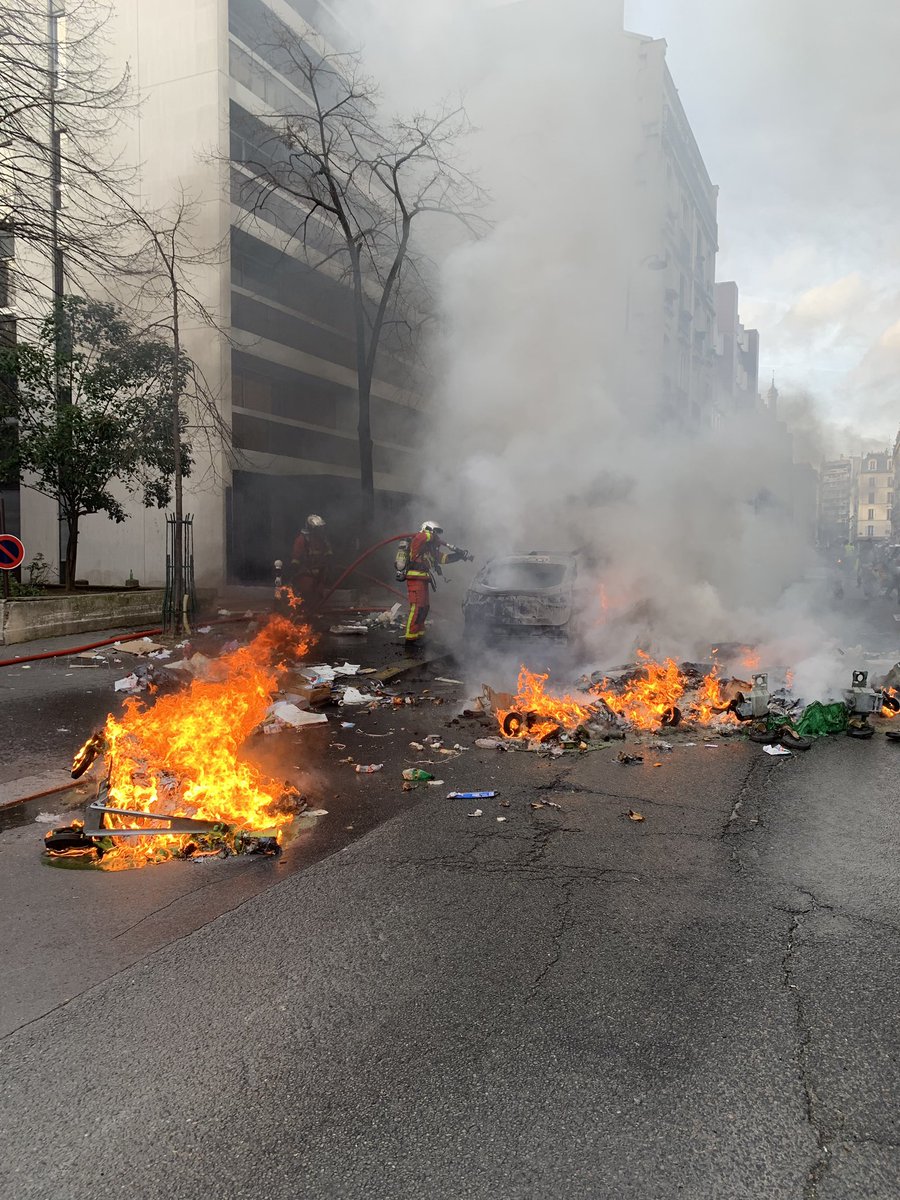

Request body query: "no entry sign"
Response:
[0, 533, 25, 571]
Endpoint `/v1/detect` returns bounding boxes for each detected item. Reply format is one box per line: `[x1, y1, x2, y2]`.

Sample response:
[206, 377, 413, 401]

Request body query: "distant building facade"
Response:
[624, 32, 720, 429]
[818, 458, 855, 549]
[854, 451, 893, 545]
[715, 281, 759, 414]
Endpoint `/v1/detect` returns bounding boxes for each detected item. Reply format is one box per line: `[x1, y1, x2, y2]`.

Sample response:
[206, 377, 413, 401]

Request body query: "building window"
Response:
[869, 459, 878, 471]
[868, 508, 875, 520]
[867, 525, 874, 538]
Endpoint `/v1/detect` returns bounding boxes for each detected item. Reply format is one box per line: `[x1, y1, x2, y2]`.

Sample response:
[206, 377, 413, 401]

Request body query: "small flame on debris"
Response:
[67, 615, 314, 870]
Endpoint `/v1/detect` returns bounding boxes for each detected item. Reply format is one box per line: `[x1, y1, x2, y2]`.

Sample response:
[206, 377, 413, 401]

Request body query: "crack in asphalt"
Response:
[779, 892, 840, 1200]
[524, 877, 576, 1005]
[721, 754, 773, 840]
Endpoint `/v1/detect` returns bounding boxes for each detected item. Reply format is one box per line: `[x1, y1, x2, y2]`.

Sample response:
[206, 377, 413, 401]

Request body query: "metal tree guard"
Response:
[163, 513, 196, 632]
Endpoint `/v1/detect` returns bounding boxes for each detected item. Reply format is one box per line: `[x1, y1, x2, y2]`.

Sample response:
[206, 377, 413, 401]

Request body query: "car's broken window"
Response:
[483, 561, 567, 590]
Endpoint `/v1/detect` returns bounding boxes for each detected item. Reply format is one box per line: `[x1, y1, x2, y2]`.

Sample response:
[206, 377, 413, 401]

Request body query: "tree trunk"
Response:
[169, 283, 184, 634]
[64, 514, 78, 592]
[351, 252, 375, 535]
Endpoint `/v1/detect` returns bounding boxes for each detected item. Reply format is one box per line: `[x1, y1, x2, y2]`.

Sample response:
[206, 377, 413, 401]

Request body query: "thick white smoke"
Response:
[333, 0, 886, 694]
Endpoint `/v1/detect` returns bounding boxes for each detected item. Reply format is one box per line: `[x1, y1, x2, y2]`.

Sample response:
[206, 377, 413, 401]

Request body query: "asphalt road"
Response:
[2, 601, 900, 1198]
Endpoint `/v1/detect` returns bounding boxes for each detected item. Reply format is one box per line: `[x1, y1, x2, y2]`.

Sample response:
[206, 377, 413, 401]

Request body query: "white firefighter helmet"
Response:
[306, 513, 326, 528]
[421, 520, 443, 535]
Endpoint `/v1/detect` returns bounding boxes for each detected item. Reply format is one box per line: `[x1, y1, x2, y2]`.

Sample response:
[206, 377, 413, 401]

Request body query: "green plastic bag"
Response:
[768, 701, 848, 738]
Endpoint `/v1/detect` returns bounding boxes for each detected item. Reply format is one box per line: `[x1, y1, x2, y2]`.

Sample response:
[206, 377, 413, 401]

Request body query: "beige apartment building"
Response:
[854, 451, 893, 545]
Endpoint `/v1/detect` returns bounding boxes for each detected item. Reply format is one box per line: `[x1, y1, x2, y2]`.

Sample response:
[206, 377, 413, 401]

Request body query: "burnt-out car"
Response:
[463, 552, 583, 641]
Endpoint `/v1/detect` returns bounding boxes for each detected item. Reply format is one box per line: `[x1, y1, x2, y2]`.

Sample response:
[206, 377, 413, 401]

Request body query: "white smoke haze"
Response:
[335, 0, 891, 694]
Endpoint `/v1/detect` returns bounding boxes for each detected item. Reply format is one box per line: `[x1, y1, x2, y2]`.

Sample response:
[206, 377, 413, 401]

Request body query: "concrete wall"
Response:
[0, 589, 165, 645]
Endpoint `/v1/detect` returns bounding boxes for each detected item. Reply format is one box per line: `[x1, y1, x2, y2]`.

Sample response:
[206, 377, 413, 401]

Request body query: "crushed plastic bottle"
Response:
[402, 768, 434, 782]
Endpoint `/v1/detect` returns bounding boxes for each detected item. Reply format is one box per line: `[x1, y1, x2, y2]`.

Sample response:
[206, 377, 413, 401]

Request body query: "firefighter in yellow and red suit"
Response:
[402, 521, 471, 643]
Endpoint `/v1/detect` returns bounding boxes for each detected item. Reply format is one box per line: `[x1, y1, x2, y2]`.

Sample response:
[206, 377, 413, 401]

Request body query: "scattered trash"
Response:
[449, 790, 498, 799]
[263, 702, 328, 730]
[301, 808, 329, 817]
[339, 687, 371, 706]
[475, 737, 505, 750]
[56, 728, 70, 733]
[329, 624, 368, 636]
[68, 653, 106, 668]
[197, 626, 212, 634]
[763, 744, 791, 757]
[530, 800, 563, 811]
[402, 768, 434, 782]
[616, 751, 643, 765]
[217, 609, 231, 617]
[114, 673, 141, 693]
[435, 677, 464, 686]
[113, 638, 166, 656]
[34, 812, 63, 824]
[499, 800, 511, 808]
[627, 809, 645, 822]
[467, 809, 483, 818]
[150, 649, 173, 660]
[341, 722, 356, 729]
[648, 740, 673, 753]
[409, 741, 425, 751]
[354, 763, 384, 773]
[496, 816, 508, 823]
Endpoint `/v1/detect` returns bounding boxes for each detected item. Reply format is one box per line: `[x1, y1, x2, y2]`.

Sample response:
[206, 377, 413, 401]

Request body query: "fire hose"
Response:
[319, 533, 415, 606]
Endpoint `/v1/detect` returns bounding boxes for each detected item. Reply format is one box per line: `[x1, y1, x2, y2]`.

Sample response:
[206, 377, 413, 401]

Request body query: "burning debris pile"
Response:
[482, 655, 900, 754]
[46, 616, 316, 869]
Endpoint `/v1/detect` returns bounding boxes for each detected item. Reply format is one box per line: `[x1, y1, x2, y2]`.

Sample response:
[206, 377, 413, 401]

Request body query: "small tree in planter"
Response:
[0, 296, 190, 589]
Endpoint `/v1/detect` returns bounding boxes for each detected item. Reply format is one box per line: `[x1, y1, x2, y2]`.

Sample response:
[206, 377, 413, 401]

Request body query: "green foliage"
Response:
[0, 296, 192, 585]
[26, 552, 52, 588]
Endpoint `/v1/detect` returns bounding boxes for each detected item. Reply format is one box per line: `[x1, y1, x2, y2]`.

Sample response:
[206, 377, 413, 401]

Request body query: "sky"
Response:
[625, 0, 900, 447]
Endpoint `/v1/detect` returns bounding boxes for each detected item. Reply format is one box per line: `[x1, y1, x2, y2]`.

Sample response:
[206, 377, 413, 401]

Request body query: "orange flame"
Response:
[497, 667, 597, 740]
[90, 615, 314, 869]
[882, 686, 899, 720]
[277, 584, 305, 611]
[688, 666, 739, 726]
[592, 652, 686, 731]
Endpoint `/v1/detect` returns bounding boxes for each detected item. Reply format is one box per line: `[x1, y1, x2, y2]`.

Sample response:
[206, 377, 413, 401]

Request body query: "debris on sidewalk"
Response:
[449, 790, 498, 799]
[530, 800, 563, 811]
[339, 687, 372, 706]
[763, 744, 791, 757]
[467, 809, 483, 818]
[402, 768, 434, 782]
[626, 809, 645, 822]
[329, 624, 368, 636]
[354, 763, 384, 773]
[616, 751, 643, 765]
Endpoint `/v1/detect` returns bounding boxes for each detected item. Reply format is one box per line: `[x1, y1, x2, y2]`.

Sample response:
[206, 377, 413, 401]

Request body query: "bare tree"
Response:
[118, 191, 234, 631]
[0, 0, 132, 307]
[231, 31, 487, 522]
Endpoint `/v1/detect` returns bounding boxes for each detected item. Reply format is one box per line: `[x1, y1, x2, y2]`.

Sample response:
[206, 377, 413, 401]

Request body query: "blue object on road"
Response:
[448, 791, 498, 799]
